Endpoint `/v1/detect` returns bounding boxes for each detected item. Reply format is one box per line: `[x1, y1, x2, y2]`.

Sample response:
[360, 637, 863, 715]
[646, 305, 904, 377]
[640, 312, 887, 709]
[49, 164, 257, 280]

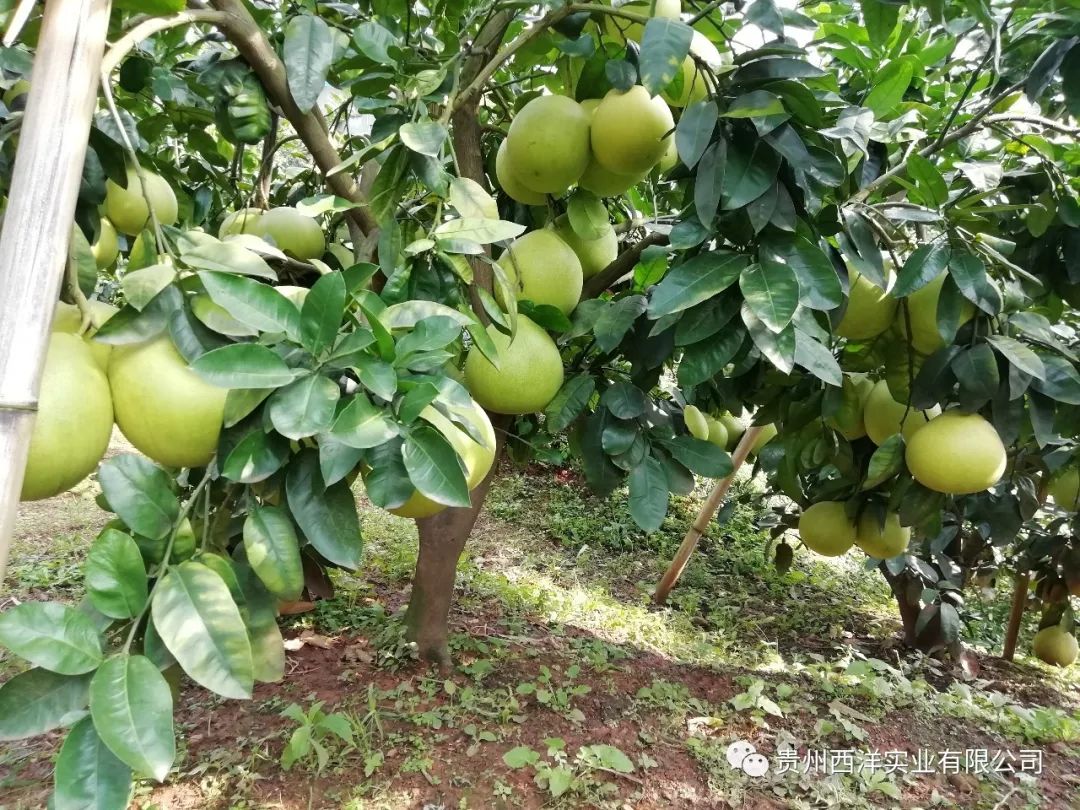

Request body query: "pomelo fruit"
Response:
[104, 167, 178, 236]
[389, 400, 497, 519]
[1032, 626, 1078, 667]
[91, 218, 120, 268]
[826, 374, 874, 440]
[464, 317, 564, 414]
[897, 272, 976, 354]
[1047, 468, 1080, 511]
[855, 512, 910, 559]
[505, 96, 592, 194]
[3, 78, 30, 110]
[497, 229, 583, 315]
[655, 137, 679, 173]
[51, 299, 119, 371]
[836, 267, 897, 340]
[798, 501, 856, 557]
[863, 380, 938, 445]
[591, 86, 674, 176]
[495, 140, 547, 205]
[704, 415, 728, 449]
[576, 98, 645, 197]
[683, 404, 709, 440]
[553, 215, 617, 280]
[661, 33, 727, 108]
[108, 336, 228, 468]
[20, 333, 114, 501]
[603, 0, 680, 42]
[719, 411, 749, 449]
[254, 207, 324, 260]
[750, 423, 778, 455]
[905, 411, 1006, 495]
[219, 208, 264, 239]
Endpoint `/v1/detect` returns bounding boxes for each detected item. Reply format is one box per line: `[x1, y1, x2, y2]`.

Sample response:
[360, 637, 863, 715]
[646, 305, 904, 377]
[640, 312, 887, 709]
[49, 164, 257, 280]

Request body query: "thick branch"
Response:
[582, 232, 669, 299]
[102, 10, 228, 75]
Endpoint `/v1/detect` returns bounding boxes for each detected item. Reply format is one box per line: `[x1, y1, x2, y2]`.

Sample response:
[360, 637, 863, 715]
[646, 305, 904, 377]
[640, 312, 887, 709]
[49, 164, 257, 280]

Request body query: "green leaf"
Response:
[628, 454, 668, 532]
[544, 374, 596, 433]
[403, 424, 471, 508]
[284, 15, 333, 113]
[863, 434, 904, 489]
[986, 336, 1045, 380]
[760, 233, 841, 311]
[449, 177, 498, 220]
[192, 343, 300, 389]
[318, 437, 365, 487]
[665, 436, 733, 478]
[121, 264, 176, 311]
[503, 745, 539, 768]
[69, 226, 99, 297]
[600, 381, 647, 419]
[53, 718, 132, 810]
[151, 561, 254, 699]
[180, 240, 276, 280]
[694, 139, 726, 225]
[677, 328, 745, 386]
[0, 669, 90, 741]
[734, 57, 825, 83]
[906, 153, 947, 207]
[862, 0, 900, 46]
[745, 0, 784, 35]
[331, 394, 401, 448]
[243, 507, 304, 601]
[97, 455, 179, 541]
[594, 295, 648, 353]
[739, 261, 799, 332]
[1031, 354, 1080, 405]
[231, 561, 285, 684]
[793, 330, 842, 386]
[353, 354, 399, 401]
[362, 439, 413, 509]
[433, 218, 526, 244]
[353, 20, 399, 65]
[639, 17, 693, 97]
[285, 450, 363, 569]
[721, 141, 780, 210]
[268, 373, 341, 440]
[89, 656, 174, 782]
[0, 602, 103, 675]
[199, 272, 301, 337]
[894, 242, 950, 297]
[949, 250, 1000, 314]
[864, 58, 914, 117]
[647, 251, 747, 318]
[84, 529, 147, 620]
[301, 272, 347, 357]
[744, 307, 795, 373]
[951, 343, 999, 409]
[675, 101, 717, 169]
[723, 90, 785, 118]
[220, 429, 291, 484]
[399, 120, 448, 156]
[567, 190, 609, 241]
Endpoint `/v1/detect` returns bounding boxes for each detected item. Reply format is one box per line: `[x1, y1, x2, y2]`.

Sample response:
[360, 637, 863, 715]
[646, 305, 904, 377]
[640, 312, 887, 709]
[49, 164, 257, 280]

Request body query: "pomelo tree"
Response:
[0, 0, 1077, 803]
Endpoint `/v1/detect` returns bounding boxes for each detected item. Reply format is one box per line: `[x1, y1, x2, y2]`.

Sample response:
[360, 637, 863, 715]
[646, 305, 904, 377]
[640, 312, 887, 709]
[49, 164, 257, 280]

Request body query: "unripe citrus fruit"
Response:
[836, 267, 897, 340]
[1047, 468, 1080, 511]
[897, 272, 976, 354]
[661, 33, 726, 107]
[863, 380, 938, 445]
[254, 207, 325, 260]
[51, 299, 119, 371]
[719, 411, 749, 449]
[495, 140, 547, 205]
[464, 317, 564, 415]
[603, 0, 681, 42]
[553, 215, 617, 280]
[1032, 626, 1078, 667]
[108, 336, 228, 468]
[497, 229, 583, 315]
[91, 218, 120, 268]
[104, 167, 178, 236]
[505, 96, 592, 194]
[798, 501, 856, 557]
[750, 423, 778, 454]
[591, 87, 675, 176]
[905, 411, 1006, 495]
[683, 404, 710, 440]
[218, 208, 264, 239]
[21, 333, 113, 501]
[389, 399, 496, 519]
[3, 78, 30, 110]
[704, 415, 728, 449]
[656, 137, 679, 173]
[855, 512, 910, 559]
[575, 98, 646, 197]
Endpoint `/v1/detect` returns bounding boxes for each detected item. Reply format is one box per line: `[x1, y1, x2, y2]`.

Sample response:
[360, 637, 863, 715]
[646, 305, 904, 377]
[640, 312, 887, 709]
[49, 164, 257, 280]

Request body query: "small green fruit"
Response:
[855, 512, 910, 559]
[683, 404, 710, 440]
[553, 215, 617, 280]
[798, 501, 856, 557]
[104, 168, 179, 236]
[1047, 468, 1080, 511]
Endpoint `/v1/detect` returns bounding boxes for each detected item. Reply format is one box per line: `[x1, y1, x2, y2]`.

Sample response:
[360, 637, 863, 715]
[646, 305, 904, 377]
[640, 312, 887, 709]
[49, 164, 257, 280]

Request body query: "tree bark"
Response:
[880, 564, 924, 647]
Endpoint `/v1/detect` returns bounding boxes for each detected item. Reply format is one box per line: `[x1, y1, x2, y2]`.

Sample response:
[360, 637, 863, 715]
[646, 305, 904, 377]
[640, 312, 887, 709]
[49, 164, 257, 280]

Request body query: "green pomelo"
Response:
[254, 207, 325, 260]
[51, 299, 119, 371]
[495, 140, 548, 205]
[497, 229, 583, 315]
[576, 99, 646, 196]
[855, 512, 910, 559]
[219, 208, 264, 239]
[1032, 626, 1078, 667]
[798, 501, 856, 557]
[464, 317, 565, 415]
[590, 86, 675, 176]
[750, 423, 778, 455]
[505, 96, 592, 194]
[1047, 468, 1080, 511]
[603, 0, 680, 42]
[836, 267, 898, 341]
[898, 272, 976, 354]
[553, 215, 616, 280]
[718, 410, 749, 449]
[863, 380, 939, 445]
[109, 336, 228, 468]
[21, 333, 114, 501]
[661, 33, 727, 108]
[905, 411, 1007, 495]
[683, 405, 710, 440]
[826, 374, 874, 440]
[104, 168, 178, 236]
[704, 415, 728, 449]
[91, 218, 120, 268]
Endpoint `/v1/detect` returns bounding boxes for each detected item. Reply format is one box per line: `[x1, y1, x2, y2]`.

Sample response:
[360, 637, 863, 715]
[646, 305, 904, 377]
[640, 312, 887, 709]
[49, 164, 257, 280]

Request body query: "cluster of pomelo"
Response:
[682, 405, 776, 456]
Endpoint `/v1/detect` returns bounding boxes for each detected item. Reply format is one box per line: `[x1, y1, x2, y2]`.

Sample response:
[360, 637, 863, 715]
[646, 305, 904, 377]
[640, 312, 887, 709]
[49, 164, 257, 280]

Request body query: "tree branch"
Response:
[582, 232, 669, 299]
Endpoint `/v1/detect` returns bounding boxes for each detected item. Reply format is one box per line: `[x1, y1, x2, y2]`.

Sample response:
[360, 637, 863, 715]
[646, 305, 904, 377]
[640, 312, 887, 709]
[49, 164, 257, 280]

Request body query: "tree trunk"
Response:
[880, 564, 925, 648]
[405, 418, 508, 668]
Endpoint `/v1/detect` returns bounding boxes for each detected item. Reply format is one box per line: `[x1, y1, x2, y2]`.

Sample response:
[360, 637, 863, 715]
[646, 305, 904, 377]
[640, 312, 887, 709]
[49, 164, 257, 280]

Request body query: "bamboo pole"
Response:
[0, 0, 112, 586]
[1001, 570, 1029, 661]
[653, 425, 764, 605]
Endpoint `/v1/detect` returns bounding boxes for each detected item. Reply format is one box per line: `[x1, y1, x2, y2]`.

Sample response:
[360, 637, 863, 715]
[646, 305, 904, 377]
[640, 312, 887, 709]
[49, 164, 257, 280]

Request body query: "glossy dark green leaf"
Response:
[595, 294, 648, 353]
[544, 374, 596, 433]
[760, 233, 841, 311]
[864, 58, 914, 117]
[664, 436, 733, 478]
[1025, 37, 1077, 103]
[285, 450, 363, 569]
[284, 15, 334, 113]
[721, 141, 780, 210]
[53, 717, 132, 810]
[734, 57, 825, 83]
[267, 373, 340, 440]
[301, 272, 347, 357]
[192, 343, 300, 389]
[639, 17, 693, 96]
[949, 250, 1000, 314]
[243, 507, 304, 601]
[89, 655, 174, 782]
[745, 0, 784, 35]
[580, 411, 623, 496]
[986, 336, 1045, 381]
[352, 354, 398, 401]
[601, 382, 647, 419]
[862, 0, 900, 46]
[602, 419, 638, 455]
[84, 529, 147, 620]
[1031, 354, 1080, 405]
[694, 139, 726, 225]
[675, 101, 717, 169]
[863, 434, 905, 489]
[0, 669, 90, 741]
[221, 429, 290, 484]
[739, 261, 799, 332]
[198, 272, 301, 337]
[331, 393, 400, 448]
[951, 343, 999, 409]
[0, 602, 102, 675]
[97, 455, 178, 541]
[793, 330, 842, 386]
[151, 562, 254, 699]
[362, 439, 413, 509]
[628, 454, 668, 532]
[402, 424, 470, 508]
[743, 306, 795, 373]
[647, 251, 746, 318]
[906, 153, 947, 208]
[677, 328, 745, 387]
[894, 241, 950, 297]
[723, 90, 785, 118]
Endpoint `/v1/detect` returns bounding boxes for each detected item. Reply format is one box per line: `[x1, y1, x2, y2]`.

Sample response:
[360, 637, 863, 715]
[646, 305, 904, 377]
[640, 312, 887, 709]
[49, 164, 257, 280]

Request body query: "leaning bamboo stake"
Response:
[653, 425, 764, 605]
[0, 0, 112, 586]
[1001, 571, 1030, 661]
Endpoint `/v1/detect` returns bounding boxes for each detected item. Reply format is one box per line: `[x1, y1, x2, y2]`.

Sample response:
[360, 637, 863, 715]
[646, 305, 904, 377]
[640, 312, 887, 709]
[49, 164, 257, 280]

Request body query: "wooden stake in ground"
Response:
[653, 426, 764, 605]
[1001, 571, 1030, 661]
[0, 0, 112, 585]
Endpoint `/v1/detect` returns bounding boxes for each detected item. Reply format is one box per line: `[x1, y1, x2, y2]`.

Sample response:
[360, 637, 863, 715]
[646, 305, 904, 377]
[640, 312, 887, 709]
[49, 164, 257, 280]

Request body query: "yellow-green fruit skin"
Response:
[91, 218, 120, 268]
[836, 269, 898, 340]
[505, 96, 592, 194]
[389, 400, 497, 519]
[1032, 626, 1078, 667]
[603, 0, 680, 42]
[683, 405, 710, 440]
[863, 380, 939, 445]
[497, 230, 583, 315]
[718, 411, 747, 449]
[591, 86, 675, 176]
[218, 208, 264, 239]
[704, 416, 728, 449]
[495, 141, 548, 205]
[108, 336, 228, 468]
[464, 317, 565, 415]
[254, 207, 325, 260]
[51, 300, 119, 372]
[655, 137, 679, 173]
[21, 334, 114, 501]
[750, 423, 778, 455]
[899, 273, 976, 354]
[905, 411, 1007, 495]
[576, 98, 644, 196]
[661, 33, 725, 108]
[104, 168, 178, 236]
[855, 512, 910, 559]
[553, 215, 617, 280]
[798, 501, 857, 557]
[1047, 468, 1080, 511]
